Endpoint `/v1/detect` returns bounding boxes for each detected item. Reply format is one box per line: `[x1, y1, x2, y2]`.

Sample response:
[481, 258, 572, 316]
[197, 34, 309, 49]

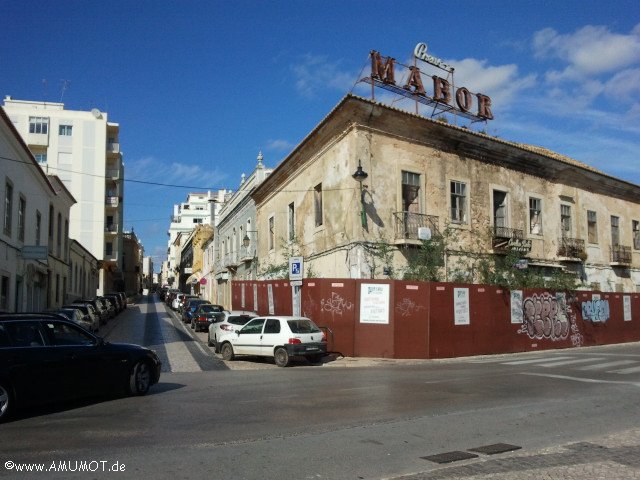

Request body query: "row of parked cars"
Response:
[159, 287, 327, 367]
[0, 293, 161, 422]
[56, 292, 128, 333]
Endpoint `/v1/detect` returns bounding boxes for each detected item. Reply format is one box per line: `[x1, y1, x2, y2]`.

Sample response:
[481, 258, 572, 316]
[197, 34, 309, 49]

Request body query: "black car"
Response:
[190, 304, 225, 332]
[181, 299, 211, 324]
[0, 313, 161, 422]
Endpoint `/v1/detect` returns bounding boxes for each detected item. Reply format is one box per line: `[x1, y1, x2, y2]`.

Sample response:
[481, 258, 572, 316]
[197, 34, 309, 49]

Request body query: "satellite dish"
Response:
[91, 108, 102, 119]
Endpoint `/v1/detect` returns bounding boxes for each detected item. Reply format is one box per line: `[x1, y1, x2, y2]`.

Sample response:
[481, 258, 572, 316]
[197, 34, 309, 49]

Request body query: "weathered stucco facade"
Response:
[252, 95, 640, 292]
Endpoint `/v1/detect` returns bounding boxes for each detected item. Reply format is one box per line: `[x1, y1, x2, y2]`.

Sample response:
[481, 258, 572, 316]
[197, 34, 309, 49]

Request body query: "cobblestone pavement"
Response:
[393, 428, 640, 480]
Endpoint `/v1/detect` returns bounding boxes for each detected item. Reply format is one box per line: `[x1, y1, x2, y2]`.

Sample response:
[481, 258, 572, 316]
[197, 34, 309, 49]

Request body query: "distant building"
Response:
[122, 230, 143, 296]
[142, 256, 154, 291]
[68, 240, 99, 302]
[3, 96, 125, 295]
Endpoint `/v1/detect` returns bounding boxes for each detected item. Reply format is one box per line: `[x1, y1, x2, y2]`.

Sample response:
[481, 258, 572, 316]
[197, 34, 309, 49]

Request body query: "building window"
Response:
[529, 197, 542, 234]
[35, 211, 41, 246]
[560, 204, 572, 237]
[587, 211, 598, 244]
[288, 202, 295, 241]
[268, 216, 275, 251]
[106, 242, 113, 256]
[314, 183, 323, 227]
[29, 116, 49, 134]
[34, 153, 47, 164]
[59, 125, 72, 136]
[401, 171, 420, 213]
[633, 220, 640, 250]
[55, 274, 60, 303]
[64, 219, 69, 259]
[3, 180, 13, 236]
[450, 181, 467, 223]
[611, 215, 620, 245]
[18, 196, 26, 242]
[493, 190, 508, 229]
[0, 275, 8, 310]
[57, 213, 62, 257]
[193, 218, 202, 224]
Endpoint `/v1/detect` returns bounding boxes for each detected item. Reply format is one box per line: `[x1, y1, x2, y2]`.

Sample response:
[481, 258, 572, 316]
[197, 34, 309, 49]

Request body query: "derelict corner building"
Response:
[2, 96, 125, 295]
[250, 45, 640, 293]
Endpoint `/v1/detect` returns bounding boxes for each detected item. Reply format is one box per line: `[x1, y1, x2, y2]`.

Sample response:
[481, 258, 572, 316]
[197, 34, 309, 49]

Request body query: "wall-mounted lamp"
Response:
[352, 160, 368, 228]
[242, 234, 250, 248]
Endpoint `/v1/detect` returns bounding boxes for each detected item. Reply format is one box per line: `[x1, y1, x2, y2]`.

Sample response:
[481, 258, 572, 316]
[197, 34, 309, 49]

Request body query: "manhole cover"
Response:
[421, 451, 479, 464]
[468, 443, 522, 455]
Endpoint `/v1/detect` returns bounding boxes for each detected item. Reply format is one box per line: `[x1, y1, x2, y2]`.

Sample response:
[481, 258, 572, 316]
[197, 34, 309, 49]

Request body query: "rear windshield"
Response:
[199, 304, 223, 313]
[287, 319, 320, 334]
[228, 315, 255, 326]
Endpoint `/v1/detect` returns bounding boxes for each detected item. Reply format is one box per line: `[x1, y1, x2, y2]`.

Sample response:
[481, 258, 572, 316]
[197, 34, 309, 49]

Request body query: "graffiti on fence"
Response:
[518, 292, 582, 346]
[321, 292, 353, 316]
[581, 299, 610, 322]
[395, 298, 426, 317]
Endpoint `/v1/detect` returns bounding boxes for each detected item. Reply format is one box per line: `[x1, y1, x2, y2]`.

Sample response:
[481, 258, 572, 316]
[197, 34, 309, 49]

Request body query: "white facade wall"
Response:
[2, 97, 124, 295]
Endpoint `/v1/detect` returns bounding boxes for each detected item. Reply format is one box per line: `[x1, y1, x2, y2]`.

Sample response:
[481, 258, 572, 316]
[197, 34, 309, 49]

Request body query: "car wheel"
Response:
[213, 336, 220, 354]
[274, 347, 290, 367]
[221, 343, 235, 361]
[128, 360, 152, 396]
[0, 382, 13, 422]
[207, 334, 214, 347]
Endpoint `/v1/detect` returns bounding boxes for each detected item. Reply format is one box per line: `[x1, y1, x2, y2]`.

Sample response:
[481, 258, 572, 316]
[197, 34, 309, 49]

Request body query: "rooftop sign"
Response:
[361, 46, 494, 123]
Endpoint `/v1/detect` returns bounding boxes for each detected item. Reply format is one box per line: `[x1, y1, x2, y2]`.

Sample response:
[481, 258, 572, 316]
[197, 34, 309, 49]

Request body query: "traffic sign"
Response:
[289, 256, 303, 281]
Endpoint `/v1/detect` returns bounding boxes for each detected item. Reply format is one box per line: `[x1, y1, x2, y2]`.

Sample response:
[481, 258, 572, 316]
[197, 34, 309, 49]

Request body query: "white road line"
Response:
[503, 356, 575, 365]
[578, 360, 637, 370]
[521, 372, 640, 387]
[159, 311, 201, 373]
[610, 365, 640, 374]
[540, 358, 605, 367]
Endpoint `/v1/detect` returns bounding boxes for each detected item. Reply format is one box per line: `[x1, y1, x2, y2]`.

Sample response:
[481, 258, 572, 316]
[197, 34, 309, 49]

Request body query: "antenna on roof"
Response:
[60, 80, 70, 102]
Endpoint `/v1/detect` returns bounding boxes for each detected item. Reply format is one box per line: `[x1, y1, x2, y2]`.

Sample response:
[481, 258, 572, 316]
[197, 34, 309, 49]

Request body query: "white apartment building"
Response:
[2, 96, 125, 296]
[166, 190, 227, 286]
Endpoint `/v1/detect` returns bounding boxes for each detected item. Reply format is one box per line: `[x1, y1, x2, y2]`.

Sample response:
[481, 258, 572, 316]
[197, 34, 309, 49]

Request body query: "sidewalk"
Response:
[395, 427, 640, 479]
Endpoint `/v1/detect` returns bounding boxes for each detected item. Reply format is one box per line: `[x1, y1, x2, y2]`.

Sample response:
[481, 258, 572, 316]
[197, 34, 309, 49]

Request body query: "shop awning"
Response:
[186, 272, 201, 284]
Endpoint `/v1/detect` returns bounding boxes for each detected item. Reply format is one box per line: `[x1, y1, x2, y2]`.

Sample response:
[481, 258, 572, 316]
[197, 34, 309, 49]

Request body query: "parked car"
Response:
[181, 299, 211, 324]
[208, 310, 258, 352]
[165, 289, 181, 308]
[110, 292, 127, 309]
[55, 308, 93, 331]
[190, 304, 225, 332]
[100, 296, 119, 317]
[73, 299, 108, 325]
[217, 316, 327, 367]
[97, 297, 116, 319]
[0, 313, 162, 422]
[103, 294, 124, 313]
[63, 304, 100, 332]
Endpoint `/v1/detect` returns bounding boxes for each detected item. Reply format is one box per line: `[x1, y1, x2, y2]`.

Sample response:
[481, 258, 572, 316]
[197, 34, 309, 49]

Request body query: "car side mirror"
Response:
[235, 330, 241, 335]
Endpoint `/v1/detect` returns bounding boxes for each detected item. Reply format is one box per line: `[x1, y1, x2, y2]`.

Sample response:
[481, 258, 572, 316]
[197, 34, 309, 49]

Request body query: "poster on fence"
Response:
[624, 295, 632, 321]
[510, 290, 523, 324]
[360, 283, 390, 324]
[454, 288, 470, 325]
[267, 284, 274, 315]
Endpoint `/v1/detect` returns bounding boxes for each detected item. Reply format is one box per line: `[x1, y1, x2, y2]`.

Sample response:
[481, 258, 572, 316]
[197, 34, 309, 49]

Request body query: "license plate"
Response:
[306, 346, 318, 351]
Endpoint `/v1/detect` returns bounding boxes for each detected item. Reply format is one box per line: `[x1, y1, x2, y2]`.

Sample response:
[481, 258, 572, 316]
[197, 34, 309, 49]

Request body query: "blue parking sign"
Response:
[288, 256, 304, 281]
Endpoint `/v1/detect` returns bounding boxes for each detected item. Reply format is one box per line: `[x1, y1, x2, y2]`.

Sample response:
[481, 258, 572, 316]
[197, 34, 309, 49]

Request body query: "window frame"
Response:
[17, 195, 26, 242]
[450, 180, 467, 224]
[314, 183, 323, 227]
[560, 204, 572, 237]
[528, 197, 542, 235]
[587, 210, 598, 244]
[28, 116, 49, 135]
[4, 179, 13, 236]
[287, 202, 295, 241]
[633, 220, 640, 250]
[268, 215, 275, 251]
[58, 124, 73, 136]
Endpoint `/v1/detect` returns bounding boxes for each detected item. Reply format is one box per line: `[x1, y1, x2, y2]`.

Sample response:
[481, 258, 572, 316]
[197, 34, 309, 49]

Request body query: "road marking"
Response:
[521, 372, 640, 387]
[503, 356, 575, 365]
[578, 360, 637, 370]
[159, 311, 201, 373]
[610, 365, 640, 374]
[539, 358, 605, 367]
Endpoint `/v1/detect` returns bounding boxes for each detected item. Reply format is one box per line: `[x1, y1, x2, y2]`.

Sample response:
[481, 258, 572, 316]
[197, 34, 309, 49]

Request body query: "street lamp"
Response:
[352, 160, 368, 228]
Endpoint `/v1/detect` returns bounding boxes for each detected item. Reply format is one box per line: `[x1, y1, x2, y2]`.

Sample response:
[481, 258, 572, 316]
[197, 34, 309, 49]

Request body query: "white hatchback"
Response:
[218, 316, 327, 367]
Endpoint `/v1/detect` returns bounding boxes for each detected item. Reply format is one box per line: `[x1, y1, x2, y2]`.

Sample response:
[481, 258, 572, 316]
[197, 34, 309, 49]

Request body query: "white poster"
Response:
[510, 290, 523, 324]
[267, 284, 274, 315]
[292, 285, 301, 317]
[360, 283, 390, 324]
[241, 284, 246, 308]
[454, 288, 470, 325]
[624, 295, 632, 321]
[253, 284, 258, 312]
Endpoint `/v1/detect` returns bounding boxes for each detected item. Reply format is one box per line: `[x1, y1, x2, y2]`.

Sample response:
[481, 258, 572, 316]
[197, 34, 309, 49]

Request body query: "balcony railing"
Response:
[557, 237, 586, 260]
[492, 226, 531, 252]
[107, 142, 120, 154]
[105, 224, 118, 234]
[224, 252, 239, 268]
[105, 169, 120, 179]
[239, 246, 256, 262]
[393, 212, 439, 242]
[611, 245, 632, 265]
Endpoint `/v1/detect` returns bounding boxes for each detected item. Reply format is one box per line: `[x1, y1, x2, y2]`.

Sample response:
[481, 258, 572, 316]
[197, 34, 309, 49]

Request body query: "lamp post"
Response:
[352, 160, 368, 229]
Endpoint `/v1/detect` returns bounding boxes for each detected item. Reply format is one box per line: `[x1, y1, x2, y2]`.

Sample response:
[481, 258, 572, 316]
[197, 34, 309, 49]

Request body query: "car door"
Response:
[260, 318, 282, 356]
[233, 318, 265, 355]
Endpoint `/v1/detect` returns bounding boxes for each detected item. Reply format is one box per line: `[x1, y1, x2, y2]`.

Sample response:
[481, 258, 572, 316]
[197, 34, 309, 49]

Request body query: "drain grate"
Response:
[421, 451, 479, 464]
[468, 443, 522, 455]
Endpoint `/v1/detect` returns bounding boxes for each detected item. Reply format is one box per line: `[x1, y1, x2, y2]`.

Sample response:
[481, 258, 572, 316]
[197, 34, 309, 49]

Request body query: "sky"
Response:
[2, 0, 639, 272]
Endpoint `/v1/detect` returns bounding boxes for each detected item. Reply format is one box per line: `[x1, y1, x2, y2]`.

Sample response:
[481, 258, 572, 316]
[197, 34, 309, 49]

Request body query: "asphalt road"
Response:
[1, 295, 639, 479]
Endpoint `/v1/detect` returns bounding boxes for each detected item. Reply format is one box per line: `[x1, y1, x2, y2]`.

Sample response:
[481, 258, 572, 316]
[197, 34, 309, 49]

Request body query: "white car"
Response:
[217, 316, 327, 367]
[207, 310, 257, 352]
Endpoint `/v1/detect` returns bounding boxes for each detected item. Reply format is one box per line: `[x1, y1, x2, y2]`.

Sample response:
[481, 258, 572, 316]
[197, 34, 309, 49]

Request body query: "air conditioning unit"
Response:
[418, 227, 432, 241]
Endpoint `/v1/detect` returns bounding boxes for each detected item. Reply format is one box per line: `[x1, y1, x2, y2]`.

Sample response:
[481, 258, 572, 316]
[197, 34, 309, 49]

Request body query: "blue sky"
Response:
[2, 0, 639, 271]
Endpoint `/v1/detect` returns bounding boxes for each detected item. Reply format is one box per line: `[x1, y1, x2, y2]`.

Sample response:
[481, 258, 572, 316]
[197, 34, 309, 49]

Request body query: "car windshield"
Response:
[199, 305, 222, 313]
[287, 319, 321, 334]
[228, 315, 255, 326]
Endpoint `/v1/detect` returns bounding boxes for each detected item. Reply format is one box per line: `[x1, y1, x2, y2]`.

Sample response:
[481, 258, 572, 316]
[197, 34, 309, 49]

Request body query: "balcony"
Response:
[105, 224, 118, 234]
[239, 246, 256, 262]
[610, 245, 632, 265]
[106, 169, 120, 179]
[393, 212, 439, 245]
[105, 196, 119, 208]
[171, 215, 180, 223]
[557, 237, 587, 261]
[107, 142, 120, 154]
[224, 252, 239, 268]
[492, 226, 531, 253]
